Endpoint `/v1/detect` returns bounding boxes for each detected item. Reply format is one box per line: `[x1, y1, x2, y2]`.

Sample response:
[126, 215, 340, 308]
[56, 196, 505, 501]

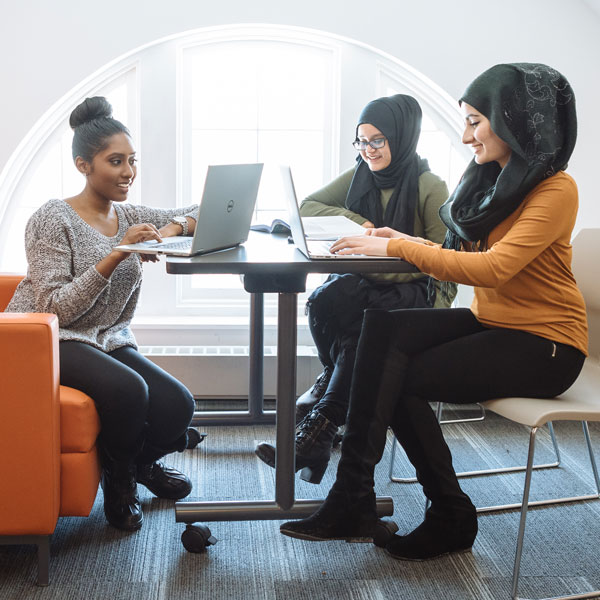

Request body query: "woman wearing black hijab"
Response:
[255, 94, 453, 483]
[278, 63, 587, 561]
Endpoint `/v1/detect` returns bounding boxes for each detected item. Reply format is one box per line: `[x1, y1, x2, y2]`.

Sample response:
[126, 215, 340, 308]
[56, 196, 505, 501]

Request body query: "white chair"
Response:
[479, 228, 600, 600]
[390, 229, 600, 600]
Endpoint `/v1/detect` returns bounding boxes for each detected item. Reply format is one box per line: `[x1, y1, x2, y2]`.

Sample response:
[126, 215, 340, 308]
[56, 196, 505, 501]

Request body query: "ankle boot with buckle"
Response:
[255, 409, 338, 484]
[137, 461, 193, 500]
[295, 367, 332, 423]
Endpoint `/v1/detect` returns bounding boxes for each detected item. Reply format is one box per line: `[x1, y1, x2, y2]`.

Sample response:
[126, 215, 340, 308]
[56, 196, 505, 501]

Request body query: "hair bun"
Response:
[69, 96, 113, 130]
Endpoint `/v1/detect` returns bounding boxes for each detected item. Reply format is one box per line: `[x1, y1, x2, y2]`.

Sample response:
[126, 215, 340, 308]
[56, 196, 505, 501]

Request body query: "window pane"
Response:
[183, 41, 333, 213]
[180, 39, 335, 308]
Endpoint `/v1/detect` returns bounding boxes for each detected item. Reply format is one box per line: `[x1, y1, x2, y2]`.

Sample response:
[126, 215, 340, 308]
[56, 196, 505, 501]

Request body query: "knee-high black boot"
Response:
[386, 397, 477, 560]
[280, 310, 406, 542]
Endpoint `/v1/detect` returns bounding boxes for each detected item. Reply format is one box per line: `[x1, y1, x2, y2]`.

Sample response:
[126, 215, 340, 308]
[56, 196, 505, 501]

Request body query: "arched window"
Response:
[0, 25, 469, 346]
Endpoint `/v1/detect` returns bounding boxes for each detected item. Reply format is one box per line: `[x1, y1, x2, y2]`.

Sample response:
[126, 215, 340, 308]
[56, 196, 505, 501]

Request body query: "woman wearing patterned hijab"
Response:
[255, 94, 453, 483]
[278, 64, 587, 561]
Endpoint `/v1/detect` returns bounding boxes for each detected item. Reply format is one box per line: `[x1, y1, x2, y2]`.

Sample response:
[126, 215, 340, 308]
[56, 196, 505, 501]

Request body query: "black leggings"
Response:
[394, 308, 584, 403]
[382, 308, 583, 504]
[59, 342, 195, 461]
[336, 307, 585, 510]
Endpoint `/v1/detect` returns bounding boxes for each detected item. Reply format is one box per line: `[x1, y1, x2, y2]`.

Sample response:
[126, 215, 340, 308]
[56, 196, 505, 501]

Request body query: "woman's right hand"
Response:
[365, 227, 426, 244]
[117, 223, 163, 247]
[99, 224, 164, 275]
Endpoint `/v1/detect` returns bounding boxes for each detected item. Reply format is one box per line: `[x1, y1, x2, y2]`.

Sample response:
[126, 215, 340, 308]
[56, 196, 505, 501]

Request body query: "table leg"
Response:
[274, 292, 297, 510]
[175, 291, 394, 529]
[248, 292, 264, 419]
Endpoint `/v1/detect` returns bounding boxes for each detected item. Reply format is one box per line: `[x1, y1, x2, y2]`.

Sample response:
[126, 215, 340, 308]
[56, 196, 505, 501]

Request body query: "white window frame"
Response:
[0, 24, 470, 347]
[172, 36, 340, 317]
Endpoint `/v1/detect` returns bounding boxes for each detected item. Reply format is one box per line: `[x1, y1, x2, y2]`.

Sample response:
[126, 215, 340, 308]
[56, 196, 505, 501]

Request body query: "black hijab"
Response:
[345, 94, 429, 235]
[439, 63, 577, 251]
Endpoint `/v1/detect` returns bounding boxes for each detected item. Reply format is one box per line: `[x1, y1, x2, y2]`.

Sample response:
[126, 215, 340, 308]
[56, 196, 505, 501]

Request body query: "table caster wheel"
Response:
[181, 524, 218, 553]
[372, 518, 399, 548]
[186, 428, 207, 449]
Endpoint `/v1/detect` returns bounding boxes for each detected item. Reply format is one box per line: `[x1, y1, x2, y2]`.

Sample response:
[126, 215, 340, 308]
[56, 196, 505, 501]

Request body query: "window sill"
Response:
[131, 314, 312, 347]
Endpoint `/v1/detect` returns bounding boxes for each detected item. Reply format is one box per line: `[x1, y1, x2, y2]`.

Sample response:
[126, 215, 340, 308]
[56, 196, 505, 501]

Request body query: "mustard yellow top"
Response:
[387, 171, 588, 355]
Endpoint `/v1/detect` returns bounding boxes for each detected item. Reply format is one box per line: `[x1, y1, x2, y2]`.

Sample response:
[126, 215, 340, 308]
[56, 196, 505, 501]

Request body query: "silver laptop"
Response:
[115, 163, 263, 257]
[280, 165, 399, 261]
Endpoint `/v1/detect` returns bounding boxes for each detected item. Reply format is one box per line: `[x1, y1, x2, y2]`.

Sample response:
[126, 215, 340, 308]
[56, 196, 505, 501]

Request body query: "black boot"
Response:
[135, 438, 193, 500]
[137, 461, 192, 500]
[280, 488, 377, 541]
[386, 395, 478, 560]
[255, 409, 338, 484]
[279, 310, 406, 539]
[100, 455, 143, 531]
[295, 367, 332, 423]
[385, 503, 477, 560]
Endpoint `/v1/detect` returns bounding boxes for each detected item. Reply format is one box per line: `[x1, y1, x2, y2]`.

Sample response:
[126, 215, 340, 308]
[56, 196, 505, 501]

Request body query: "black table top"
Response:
[165, 230, 417, 277]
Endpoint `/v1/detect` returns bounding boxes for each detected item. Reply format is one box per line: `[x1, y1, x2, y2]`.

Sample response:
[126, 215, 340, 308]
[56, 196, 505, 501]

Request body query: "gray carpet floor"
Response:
[1, 409, 599, 599]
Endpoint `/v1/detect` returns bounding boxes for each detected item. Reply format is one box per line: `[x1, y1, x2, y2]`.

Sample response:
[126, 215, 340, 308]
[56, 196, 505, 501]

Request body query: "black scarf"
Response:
[345, 94, 429, 236]
[439, 63, 577, 251]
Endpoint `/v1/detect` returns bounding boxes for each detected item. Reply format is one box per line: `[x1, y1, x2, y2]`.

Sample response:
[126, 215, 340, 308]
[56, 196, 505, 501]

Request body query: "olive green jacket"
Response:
[299, 167, 455, 307]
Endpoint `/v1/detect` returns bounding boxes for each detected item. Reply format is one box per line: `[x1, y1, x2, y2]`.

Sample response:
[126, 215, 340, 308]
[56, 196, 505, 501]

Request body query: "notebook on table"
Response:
[251, 215, 365, 240]
[114, 163, 263, 257]
[280, 165, 400, 261]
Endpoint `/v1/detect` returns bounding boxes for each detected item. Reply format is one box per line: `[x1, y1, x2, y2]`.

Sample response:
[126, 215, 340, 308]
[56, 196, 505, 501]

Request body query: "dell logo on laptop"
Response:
[226, 200, 235, 213]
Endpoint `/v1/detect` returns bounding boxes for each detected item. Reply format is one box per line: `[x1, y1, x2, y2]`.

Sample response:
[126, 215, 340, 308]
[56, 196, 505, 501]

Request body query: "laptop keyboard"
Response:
[155, 239, 193, 251]
[308, 240, 334, 255]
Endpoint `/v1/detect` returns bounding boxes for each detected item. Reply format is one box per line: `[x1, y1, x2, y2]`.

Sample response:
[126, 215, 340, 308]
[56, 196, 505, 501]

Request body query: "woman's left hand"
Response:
[329, 235, 389, 256]
[139, 253, 159, 263]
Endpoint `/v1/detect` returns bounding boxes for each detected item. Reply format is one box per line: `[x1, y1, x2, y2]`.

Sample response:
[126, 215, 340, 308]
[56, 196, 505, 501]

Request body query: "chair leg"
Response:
[478, 421, 599, 514]
[0, 534, 51, 586]
[509, 424, 600, 600]
[439, 402, 486, 425]
[511, 426, 537, 600]
[389, 418, 561, 485]
[582, 421, 600, 496]
[36, 535, 50, 586]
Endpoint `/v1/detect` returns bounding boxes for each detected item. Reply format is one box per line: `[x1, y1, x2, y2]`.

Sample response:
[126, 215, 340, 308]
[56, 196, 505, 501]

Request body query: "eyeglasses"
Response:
[352, 138, 387, 151]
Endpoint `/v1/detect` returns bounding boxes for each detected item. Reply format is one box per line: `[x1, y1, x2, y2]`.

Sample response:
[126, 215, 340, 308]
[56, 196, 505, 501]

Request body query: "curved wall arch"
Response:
[0, 23, 470, 247]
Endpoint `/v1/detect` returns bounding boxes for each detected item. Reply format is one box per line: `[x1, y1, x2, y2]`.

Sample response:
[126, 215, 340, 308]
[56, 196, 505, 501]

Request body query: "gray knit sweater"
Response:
[5, 199, 198, 352]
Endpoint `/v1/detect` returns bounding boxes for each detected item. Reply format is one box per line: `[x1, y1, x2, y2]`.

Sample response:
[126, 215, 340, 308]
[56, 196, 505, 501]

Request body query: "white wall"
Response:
[2, 0, 600, 230]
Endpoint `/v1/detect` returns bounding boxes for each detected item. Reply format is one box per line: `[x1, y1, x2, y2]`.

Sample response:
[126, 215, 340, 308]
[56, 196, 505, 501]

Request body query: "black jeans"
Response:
[59, 341, 195, 461]
[306, 274, 431, 426]
[396, 308, 584, 403]
[335, 307, 585, 509]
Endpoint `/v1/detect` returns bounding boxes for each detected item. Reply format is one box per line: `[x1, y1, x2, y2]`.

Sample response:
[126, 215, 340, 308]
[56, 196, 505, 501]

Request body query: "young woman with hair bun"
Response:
[6, 96, 199, 531]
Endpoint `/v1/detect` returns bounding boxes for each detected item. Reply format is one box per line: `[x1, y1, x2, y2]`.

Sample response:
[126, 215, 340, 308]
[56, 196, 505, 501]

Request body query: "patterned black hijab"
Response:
[439, 63, 577, 251]
[345, 94, 429, 235]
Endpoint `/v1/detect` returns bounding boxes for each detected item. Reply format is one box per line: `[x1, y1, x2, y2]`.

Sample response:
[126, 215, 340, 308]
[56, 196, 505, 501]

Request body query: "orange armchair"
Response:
[0, 274, 101, 585]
